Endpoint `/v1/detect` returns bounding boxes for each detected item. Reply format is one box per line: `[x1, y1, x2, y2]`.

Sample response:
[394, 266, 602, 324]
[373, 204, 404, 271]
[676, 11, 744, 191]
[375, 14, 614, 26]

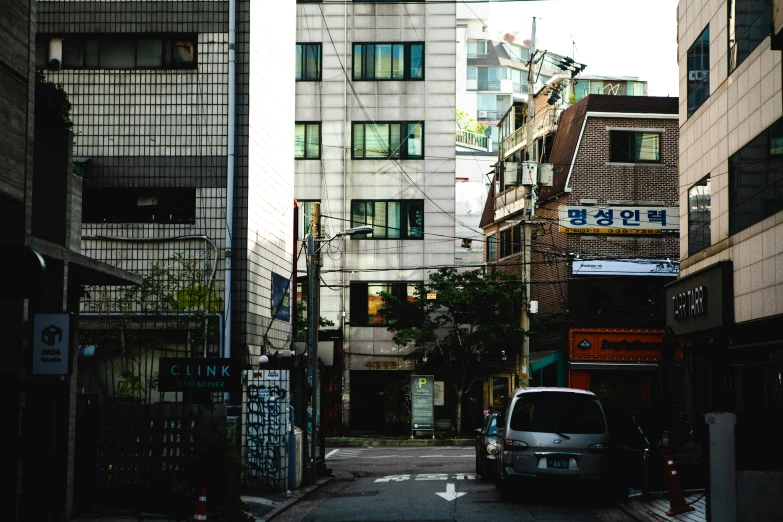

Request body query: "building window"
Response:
[467, 41, 488, 58]
[296, 43, 321, 81]
[626, 81, 645, 96]
[351, 200, 423, 239]
[82, 188, 196, 224]
[610, 131, 661, 163]
[729, 0, 771, 73]
[688, 175, 711, 255]
[687, 26, 710, 117]
[571, 80, 605, 102]
[499, 224, 521, 258]
[352, 122, 424, 159]
[729, 118, 783, 235]
[467, 67, 477, 80]
[477, 67, 502, 91]
[349, 281, 420, 327]
[487, 235, 497, 262]
[36, 34, 196, 70]
[297, 200, 319, 239]
[295, 123, 320, 159]
[353, 43, 423, 81]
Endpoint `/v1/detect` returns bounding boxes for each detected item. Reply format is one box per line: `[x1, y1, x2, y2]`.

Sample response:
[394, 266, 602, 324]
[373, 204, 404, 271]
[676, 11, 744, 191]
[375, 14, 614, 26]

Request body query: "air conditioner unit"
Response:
[503, 162, 520, 186]
[688, 70, 706, 81]
[477, 110, 488, 118]
[538, 162, 554, 187]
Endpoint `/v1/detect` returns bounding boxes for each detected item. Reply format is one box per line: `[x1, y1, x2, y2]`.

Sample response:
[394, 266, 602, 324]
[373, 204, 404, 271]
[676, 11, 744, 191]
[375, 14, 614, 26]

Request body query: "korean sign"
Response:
[559, 206, 679, 234]
[411, 375, 434, 431]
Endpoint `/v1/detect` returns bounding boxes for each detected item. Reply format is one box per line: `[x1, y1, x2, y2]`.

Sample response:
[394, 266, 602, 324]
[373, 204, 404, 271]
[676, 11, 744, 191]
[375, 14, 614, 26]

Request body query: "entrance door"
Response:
[350, 371, 392, 432]
[484, 375, 511, 411]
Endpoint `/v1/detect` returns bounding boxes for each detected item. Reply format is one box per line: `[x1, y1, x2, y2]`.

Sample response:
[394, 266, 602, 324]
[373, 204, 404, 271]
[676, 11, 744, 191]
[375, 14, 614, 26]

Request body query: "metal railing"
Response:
[476, 109, 505, 121]
[513, 82, 528, 94]
[456, 129, 490, 151]
[477, 80, 501, 91]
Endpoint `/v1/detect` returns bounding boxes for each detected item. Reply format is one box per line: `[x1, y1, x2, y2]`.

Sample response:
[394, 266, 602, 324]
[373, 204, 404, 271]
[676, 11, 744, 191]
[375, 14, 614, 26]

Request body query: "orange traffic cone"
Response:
[192, 488, 207, 521]
[664, 454, 694, 516]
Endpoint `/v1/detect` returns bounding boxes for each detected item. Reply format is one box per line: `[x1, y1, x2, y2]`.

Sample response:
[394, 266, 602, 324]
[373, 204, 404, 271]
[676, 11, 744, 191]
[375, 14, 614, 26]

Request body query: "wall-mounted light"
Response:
[501, 350, 507, 361]
[422, 352, 428, 364]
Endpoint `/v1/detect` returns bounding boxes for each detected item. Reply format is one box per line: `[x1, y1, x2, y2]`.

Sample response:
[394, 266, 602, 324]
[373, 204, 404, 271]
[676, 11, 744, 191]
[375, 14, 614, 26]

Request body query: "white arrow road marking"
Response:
[435, 483, 467, 502]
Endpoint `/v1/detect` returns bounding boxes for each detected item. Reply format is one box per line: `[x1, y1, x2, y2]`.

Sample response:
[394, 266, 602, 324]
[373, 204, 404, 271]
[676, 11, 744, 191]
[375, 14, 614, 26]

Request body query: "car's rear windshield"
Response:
[509, 392, 606, 434]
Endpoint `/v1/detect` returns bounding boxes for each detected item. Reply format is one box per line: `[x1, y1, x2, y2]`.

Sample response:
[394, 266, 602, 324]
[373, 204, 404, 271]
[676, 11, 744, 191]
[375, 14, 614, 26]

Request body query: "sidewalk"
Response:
[621, 492, 707, 522]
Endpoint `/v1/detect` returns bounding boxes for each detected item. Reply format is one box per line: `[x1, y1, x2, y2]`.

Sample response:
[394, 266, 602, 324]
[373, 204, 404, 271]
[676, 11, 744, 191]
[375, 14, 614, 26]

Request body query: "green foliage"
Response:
[456, 109, 488, 135]
[379, 268, 525, 434]
[294, 301, 335, 341]
[35, 70, 72, 130]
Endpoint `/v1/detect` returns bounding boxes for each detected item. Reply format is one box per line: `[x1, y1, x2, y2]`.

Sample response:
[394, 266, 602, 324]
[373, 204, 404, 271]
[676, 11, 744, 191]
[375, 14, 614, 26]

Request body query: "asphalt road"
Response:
[271, 446, 636, 522]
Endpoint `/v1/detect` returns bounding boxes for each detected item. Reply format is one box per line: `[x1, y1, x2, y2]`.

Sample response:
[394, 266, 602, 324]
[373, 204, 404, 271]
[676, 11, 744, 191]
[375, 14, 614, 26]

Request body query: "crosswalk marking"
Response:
[325, 448, 364, 460]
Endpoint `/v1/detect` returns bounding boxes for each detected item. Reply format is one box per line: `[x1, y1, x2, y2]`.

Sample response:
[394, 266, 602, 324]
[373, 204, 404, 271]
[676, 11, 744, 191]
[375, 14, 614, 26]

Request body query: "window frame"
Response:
[350, 199, 424, 240]
[609, 130, 662, 164]
[487, 235, 497, 262]
[82, 187, 197, 224]
[728, 0, 771, 74]
[295, 122, 321, 159]
[349, 281, 422, 327]
[688, 175, 712, 255]
[687, 25, 710, 117]
[36, 34, 197, 70]
[297, 200, 320, 240]
[352, 42, 424, 81]
[296, 42, 322, 81]
[351, 121, 424, 160]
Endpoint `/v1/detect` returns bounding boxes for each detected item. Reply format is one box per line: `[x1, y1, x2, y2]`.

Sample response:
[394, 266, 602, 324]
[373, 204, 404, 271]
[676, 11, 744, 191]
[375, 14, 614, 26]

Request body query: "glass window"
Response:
[688, 175, 712, 255]
[297, 200, 319, 239]
[467, 67, 477, 80]
[509, 392, 607, 434]
[137, 39, 163, 67]
[353, 43, 423, 81]
[610, 131, 661, 163]
[349, 282, 420, 327]
[351, 200, 424, 239]
[467, 41, 487, 58]
[627, 81, 645, 96]
[487, 235, 497, 262]
[62, 37, 83, 68]
[82, 188, 196, 224]
[38, 35, 196, 69]
[296, 43, 321, 81]
[99, 40, 136, 68]
[688, 26, 710, 117]
[352, 122, 423, 159]
[729, 118, 783, 235]
[729, 0, 771, 73]
[295, 122, 320, 159]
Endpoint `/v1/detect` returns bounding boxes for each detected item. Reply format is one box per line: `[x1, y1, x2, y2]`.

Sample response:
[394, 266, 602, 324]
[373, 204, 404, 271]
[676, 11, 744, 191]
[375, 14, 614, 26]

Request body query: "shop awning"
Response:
[530, 350, 563, 372]
[569, 361, 658, 371]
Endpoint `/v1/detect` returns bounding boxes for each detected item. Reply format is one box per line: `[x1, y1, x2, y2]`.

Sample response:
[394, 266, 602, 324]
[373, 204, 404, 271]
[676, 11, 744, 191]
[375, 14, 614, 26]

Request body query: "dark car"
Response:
[474, 410, 503, 480]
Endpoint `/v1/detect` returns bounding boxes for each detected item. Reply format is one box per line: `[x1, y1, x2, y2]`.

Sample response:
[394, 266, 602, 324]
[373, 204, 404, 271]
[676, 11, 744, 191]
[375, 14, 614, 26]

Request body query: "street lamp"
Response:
[305, 202, 370, 484]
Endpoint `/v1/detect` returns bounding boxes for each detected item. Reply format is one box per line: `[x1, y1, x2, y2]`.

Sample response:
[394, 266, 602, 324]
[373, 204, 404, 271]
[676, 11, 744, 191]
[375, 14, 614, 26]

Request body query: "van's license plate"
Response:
[547, 457, 569, 469]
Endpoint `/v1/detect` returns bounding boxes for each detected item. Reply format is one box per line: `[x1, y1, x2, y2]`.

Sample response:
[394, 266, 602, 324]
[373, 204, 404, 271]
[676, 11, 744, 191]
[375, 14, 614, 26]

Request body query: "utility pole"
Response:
[520, 17, 537, 389]
[306, 202, 321, 484]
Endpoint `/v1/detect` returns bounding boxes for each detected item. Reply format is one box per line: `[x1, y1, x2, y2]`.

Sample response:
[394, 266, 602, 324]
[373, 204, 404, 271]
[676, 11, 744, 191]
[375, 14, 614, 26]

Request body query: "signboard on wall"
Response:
[559, 206, 679, 234]
[572, 259, 679, 277]
[411, 375, 434, 431]
[568, 328, 664, 362]
[271, 272, 291, 322]
[33, 313, 72, 375]
[158, 358, 240, 392]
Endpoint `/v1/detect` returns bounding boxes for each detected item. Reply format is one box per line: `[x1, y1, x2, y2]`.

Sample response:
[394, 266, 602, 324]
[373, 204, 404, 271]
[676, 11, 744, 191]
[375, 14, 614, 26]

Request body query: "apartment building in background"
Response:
[670, 0, 783, 517]
[295, 1, 456, 433]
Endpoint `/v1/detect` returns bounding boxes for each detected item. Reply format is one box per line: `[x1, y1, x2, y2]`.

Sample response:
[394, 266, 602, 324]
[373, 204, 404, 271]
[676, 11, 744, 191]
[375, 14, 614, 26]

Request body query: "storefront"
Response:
[568, 328, 663, 403]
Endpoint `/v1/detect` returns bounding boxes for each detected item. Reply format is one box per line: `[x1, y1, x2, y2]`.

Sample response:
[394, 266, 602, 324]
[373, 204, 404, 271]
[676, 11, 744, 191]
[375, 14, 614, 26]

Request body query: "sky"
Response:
[461, 0, 681, 97]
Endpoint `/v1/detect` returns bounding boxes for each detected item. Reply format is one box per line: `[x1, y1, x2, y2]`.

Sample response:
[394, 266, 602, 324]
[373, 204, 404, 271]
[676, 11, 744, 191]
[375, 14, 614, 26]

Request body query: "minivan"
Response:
[495, 387, 610, 497]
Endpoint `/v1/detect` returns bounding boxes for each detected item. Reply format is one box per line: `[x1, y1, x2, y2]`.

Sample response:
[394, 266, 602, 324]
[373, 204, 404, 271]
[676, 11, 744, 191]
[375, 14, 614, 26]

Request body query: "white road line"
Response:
[325, 449, 340, 459]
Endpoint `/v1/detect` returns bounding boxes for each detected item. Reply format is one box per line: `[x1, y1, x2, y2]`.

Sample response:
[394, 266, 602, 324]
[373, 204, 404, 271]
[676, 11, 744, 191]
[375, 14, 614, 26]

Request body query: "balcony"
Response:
[476, 109, 505, 121]
[456, 130, 492, 152]
[477, 80, 501, 91]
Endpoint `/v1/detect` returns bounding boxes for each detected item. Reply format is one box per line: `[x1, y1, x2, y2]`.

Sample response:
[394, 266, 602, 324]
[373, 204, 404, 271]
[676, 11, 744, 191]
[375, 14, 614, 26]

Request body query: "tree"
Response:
[456, 109, 488, 135]
[380, 268, 525, 436]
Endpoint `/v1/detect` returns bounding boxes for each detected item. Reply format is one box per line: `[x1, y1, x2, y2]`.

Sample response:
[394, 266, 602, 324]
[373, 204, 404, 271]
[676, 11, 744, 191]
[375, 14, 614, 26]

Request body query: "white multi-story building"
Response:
[296, 1, 456, 433]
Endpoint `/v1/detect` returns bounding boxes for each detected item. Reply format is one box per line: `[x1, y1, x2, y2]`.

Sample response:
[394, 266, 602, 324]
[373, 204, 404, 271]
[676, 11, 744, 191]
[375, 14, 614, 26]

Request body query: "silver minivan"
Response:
[495, 387, 610, 496]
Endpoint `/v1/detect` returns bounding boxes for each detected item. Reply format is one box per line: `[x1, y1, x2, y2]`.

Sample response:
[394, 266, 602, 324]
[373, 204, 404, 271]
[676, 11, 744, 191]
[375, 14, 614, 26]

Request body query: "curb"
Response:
[326, 438, 474, 447]
[259, 475, 334, 521]
[618, 501, 650, 522]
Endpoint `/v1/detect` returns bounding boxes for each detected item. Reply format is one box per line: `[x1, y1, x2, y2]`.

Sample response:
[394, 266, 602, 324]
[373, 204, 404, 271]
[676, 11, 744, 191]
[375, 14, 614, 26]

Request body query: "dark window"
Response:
[687, 26, 710, 117]
[37, 34, 196, 70]
[296, 43, 321, 81]
[351, 200, 423, 239]
[349, 281, 421, 327]
[729, 117, 783, 235]
[688, 175, 712, 255]
[499, 224, 521, 258]
[729, 0, 771, 73]
[353, 43, 424, 81]
[82, 188, 196, 224]
[509, 392, 606, 435]
[352, 122, 424, 159]
[610, 131, 661, 163]
[487, 235, 497, 262]
[295, 123, 320, 159]
[297, 200, 319, 240]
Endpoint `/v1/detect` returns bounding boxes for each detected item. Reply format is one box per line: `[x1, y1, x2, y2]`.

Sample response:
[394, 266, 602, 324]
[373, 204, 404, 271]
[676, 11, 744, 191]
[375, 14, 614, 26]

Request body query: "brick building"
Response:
[481, 94, 679, 403]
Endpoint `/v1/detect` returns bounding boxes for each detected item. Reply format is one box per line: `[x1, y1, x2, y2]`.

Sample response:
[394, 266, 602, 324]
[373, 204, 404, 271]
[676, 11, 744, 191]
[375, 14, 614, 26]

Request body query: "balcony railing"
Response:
[513, 82, 528, 94]
[467, 52, 490, 59]
[476, 109, 505, 121]
[456, 129, 492, 152]
[477, 80, 501, 91]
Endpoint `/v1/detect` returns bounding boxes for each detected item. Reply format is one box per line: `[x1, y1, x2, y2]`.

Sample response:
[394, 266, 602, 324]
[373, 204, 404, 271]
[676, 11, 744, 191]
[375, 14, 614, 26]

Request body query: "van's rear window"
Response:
[509, 393, 606, 434]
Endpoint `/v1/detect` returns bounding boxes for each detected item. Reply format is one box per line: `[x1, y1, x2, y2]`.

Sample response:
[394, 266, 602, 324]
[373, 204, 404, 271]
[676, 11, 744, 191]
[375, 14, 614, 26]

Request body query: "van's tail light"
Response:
[588, 443, 609, 453]
[503, 439, 528, 451]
